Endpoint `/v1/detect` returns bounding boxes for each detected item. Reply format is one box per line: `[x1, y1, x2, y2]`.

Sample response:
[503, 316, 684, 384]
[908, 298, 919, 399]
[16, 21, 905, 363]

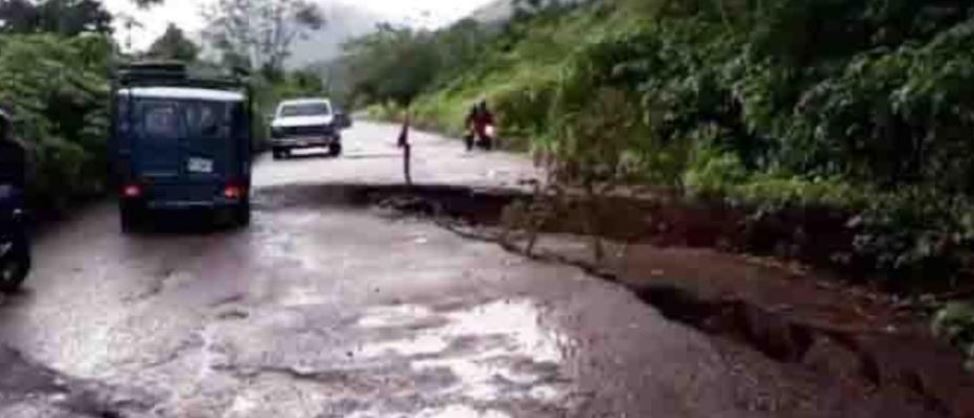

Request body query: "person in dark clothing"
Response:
[464, 99, 495, 151]
[0, 108, 27, 189]
[465, 100, 495, 138]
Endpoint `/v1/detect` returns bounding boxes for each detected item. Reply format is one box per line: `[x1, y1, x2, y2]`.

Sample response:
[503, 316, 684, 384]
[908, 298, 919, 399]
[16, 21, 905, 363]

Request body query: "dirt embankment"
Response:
[258, 182, 974, 418]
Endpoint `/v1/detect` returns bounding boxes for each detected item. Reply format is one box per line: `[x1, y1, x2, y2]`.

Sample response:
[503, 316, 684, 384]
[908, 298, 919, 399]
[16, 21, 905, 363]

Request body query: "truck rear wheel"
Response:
[235, 200, 251, 227]
[120, 203, 143, 233]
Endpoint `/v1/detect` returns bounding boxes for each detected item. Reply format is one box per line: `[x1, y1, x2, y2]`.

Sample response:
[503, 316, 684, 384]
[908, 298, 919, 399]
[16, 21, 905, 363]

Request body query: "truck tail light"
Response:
[122, 184, 142, 198]
[223, 184, 243, 200]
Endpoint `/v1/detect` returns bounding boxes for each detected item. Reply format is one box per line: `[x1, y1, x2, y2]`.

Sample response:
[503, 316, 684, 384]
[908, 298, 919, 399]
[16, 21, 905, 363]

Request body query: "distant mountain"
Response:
[286, 2, 382, 69]
[469, 0, 515, 24]
[469, 0, 588, 24]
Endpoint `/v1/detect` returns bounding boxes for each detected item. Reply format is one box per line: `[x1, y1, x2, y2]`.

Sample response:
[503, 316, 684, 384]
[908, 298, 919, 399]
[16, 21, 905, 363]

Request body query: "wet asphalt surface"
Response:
[0, 122, 928, 418]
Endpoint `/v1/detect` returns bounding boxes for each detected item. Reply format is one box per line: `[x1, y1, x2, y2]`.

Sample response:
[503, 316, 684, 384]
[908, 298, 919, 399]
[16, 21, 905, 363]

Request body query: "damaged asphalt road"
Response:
[0, 122, 946, 417]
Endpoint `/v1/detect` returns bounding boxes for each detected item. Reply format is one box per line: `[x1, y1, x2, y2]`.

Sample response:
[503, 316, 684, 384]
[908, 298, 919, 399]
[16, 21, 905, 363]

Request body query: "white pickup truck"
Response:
[270, 98, 343, 159]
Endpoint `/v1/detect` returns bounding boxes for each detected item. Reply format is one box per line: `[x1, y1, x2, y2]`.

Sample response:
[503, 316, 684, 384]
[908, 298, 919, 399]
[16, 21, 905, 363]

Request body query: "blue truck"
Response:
[111, 63, 253, 232]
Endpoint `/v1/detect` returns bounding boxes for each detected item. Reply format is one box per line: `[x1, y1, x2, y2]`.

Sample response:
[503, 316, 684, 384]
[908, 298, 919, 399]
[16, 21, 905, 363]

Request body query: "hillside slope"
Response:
[409, 1, 638, 138]
[470, 0, 589, 24]
[469, 0, 512, 23]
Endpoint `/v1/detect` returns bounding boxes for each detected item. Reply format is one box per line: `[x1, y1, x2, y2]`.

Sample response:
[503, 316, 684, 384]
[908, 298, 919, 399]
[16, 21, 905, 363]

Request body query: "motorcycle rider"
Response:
[464, 99, 495, 151]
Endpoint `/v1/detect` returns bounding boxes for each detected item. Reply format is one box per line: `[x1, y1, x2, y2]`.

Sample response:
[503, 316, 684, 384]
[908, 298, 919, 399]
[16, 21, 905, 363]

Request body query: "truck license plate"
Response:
[187, 157, 213, 173]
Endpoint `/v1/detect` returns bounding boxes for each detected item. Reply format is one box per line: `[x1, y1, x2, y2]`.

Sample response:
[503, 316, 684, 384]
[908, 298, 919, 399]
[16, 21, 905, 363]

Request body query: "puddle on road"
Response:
[360, 334, 449, 357]
[277, 286, 331, 308]
[356, 305, 435, 328]
[357, 300, 563, 361]
[347, 404, 511, 418]
[134, 298, 572, 417]
[355, 299, 571, 404]
[419, 405, 511, 418]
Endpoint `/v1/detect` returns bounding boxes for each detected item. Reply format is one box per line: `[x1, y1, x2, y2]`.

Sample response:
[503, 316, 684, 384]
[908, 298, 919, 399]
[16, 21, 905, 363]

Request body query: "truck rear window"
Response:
[279, 103, 330, 117]
[143, 103, 181, 141]
[117, 99, 239, 141]
[184, 101, 232, 139]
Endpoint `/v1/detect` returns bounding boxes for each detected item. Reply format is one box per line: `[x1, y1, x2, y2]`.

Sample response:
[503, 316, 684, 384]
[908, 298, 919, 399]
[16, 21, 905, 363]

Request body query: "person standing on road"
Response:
[0, 108, 27, 190]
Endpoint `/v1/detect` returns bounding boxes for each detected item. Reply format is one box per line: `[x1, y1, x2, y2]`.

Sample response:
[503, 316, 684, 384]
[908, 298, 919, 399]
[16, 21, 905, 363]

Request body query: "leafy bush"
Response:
[851, 190, 974, 283]
[683, 144, 750, 198]
[933, 301, 974, 369]
[0, 34, 112, 212]
[489, 73, 558, 150]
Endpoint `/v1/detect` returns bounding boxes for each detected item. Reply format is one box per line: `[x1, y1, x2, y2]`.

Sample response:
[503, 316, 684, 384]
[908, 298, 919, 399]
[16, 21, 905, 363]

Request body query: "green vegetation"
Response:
[341, 20, 494, 110]
[934, 301, 974, 369]
[0, 34, 112, 212]
[0, 0, 116, 212]
[0, 0, 112, 36]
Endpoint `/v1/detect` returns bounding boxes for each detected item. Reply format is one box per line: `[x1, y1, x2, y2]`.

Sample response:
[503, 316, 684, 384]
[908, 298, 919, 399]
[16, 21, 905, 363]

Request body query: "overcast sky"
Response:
[103, 0, 496, 51]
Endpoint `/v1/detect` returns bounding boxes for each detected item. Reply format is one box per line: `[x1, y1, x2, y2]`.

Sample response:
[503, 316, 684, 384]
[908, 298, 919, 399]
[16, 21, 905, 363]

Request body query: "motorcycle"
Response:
[465, 124, 496, 151]
[0, 185, 29, 293]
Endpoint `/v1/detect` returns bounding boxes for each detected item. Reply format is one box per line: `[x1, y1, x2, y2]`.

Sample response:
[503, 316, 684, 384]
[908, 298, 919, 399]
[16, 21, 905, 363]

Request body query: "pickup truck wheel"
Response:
[329, 143, 342, 157]
[272, 148, 284, 160]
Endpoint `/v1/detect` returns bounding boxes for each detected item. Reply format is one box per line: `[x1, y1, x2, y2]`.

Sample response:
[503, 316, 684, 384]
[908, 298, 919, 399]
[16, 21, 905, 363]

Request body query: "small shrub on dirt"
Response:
[851, 189, 974, 286]
[933, 301, 974, 369]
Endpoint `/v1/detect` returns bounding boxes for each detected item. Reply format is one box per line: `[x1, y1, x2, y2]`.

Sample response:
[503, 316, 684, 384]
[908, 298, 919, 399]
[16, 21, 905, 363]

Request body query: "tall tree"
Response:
[146, 24, 199, 62]
[201, 0, 324, 75]
[0, 0, 112, 36]
[340, 24, 439, 106]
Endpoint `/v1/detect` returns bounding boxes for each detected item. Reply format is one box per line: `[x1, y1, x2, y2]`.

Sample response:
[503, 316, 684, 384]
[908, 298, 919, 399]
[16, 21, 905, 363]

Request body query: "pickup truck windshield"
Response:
[279, 103, 330, 117]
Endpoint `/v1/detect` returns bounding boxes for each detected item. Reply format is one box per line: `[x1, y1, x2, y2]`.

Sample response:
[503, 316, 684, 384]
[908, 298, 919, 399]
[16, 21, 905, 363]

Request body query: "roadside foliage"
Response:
[0, 34, 113, 213]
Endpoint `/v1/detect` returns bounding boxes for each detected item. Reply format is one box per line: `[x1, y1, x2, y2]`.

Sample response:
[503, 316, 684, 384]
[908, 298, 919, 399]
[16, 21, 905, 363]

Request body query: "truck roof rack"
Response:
[114, 61, 249, 91]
